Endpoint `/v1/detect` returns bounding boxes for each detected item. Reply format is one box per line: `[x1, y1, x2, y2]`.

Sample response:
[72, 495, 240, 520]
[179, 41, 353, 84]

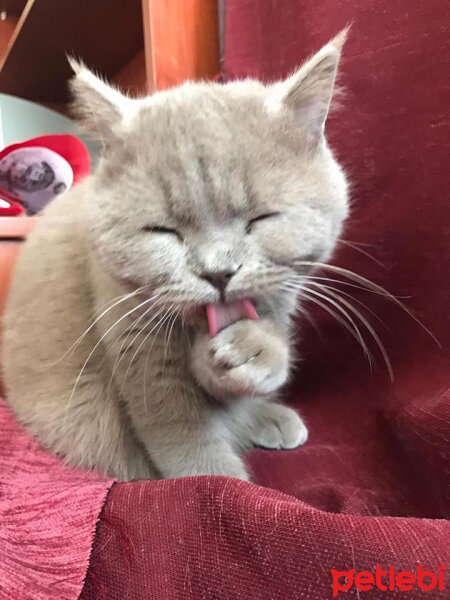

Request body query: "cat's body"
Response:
[2, 33, 348, 481]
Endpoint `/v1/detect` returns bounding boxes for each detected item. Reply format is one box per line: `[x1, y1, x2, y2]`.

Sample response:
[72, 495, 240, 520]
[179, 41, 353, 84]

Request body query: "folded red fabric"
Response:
[82, 477, 450, 599]
[0, 399, 114, 600]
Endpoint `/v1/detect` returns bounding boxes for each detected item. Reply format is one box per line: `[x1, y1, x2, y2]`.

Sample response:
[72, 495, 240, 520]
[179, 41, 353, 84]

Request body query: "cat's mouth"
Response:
[205, 299, 258, 337]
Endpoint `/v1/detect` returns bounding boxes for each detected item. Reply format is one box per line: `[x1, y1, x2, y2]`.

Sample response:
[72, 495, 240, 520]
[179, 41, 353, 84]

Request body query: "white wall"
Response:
[0, 93, 99, 165]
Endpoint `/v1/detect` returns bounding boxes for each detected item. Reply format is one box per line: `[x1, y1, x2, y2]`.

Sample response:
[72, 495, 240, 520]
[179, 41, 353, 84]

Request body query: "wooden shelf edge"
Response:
[0, 0, 144, 103]
[0, 216, 37, 238]
[0, 0, 35, 71]
[142, 0, 220, 92]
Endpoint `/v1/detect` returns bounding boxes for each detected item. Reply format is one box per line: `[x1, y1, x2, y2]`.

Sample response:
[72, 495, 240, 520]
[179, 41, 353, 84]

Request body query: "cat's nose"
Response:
[201, 267, 241, 293]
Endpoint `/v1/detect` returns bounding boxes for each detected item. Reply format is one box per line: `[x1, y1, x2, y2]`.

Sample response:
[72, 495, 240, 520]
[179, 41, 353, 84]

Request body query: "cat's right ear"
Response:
[68, 58, 137, 146]
[265, 29, 347, 142]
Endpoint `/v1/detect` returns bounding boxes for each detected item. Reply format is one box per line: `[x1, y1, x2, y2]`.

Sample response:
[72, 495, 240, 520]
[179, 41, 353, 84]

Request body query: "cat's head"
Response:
[70, 31, 349, 318]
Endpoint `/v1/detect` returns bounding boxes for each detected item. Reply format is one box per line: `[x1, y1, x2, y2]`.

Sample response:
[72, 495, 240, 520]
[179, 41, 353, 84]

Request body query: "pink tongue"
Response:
[206, 299, 258, 337]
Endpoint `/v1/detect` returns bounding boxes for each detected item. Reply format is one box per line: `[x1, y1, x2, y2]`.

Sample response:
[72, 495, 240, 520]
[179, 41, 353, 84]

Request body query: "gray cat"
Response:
[2, 32, 349, 481]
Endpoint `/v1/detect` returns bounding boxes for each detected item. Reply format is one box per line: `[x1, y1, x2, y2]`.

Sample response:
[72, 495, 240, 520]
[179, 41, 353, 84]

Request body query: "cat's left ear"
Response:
[68, 58, 138, 147]
[266, 29, 347, 141]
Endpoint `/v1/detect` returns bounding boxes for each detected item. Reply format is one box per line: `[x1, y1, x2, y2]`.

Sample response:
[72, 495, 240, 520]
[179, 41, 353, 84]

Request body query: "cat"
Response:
[2, 31, 349, 481]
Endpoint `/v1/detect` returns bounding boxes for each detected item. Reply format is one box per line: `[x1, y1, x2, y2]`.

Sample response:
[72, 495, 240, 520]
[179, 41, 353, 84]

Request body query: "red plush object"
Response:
[80, 2, 450, 599]
[0, 189, 25, 216]
[0, 134, 90, 215]
[0, 135, 90, 182]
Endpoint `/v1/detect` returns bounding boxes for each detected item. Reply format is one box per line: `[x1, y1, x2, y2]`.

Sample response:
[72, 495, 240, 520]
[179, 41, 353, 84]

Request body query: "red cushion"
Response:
[82, 2, 450, 597]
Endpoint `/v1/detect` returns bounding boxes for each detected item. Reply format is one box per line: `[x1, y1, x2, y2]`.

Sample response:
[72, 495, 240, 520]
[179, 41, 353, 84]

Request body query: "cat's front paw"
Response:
[192, 319, 289, 399]
[250, 402, 308, 450]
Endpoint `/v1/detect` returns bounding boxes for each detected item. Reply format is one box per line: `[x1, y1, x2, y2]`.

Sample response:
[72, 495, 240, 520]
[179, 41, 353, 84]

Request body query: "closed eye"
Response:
[245, 212, 280, 234]
[142, 225, 182, 240]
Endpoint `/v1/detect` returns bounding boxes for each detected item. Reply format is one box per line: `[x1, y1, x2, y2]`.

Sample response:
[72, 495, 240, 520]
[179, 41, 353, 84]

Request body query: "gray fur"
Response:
[2, 33, 348, 481]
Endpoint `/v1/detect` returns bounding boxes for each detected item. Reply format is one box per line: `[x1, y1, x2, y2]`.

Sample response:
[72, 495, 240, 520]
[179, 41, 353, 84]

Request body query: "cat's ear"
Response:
[68, 58, 137, 146]
[266, 29, 347, 141]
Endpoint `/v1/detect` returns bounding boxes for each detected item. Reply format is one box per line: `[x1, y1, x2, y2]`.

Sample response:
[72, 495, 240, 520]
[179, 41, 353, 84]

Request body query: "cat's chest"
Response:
[103, 315, 191, 382]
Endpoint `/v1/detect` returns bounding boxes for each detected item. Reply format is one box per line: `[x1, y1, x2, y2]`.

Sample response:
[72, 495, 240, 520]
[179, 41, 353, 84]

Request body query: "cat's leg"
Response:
[227, 397, 308, 450]
[51, 374, 155, 480]
[191, 318, 308, 450]
[126, 398, 249, 480]
[112, 331, 249, 480]
[6, 366, 153, 481]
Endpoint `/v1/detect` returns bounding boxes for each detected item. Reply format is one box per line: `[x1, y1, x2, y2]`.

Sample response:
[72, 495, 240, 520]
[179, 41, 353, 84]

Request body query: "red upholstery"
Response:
[81, 2, 450, 597]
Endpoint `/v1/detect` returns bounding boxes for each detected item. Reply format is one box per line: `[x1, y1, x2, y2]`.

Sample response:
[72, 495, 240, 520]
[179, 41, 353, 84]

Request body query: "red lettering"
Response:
[375, 565, 388, 591]
[438, 565, 445, 591]
[331, 564, 445, 594]
[355, 571, 374, 591]
[417, 566, 438, 591]
[389, 566, 395, 591]
[396, 571, 415, 591]
[331, 569, 355, 597]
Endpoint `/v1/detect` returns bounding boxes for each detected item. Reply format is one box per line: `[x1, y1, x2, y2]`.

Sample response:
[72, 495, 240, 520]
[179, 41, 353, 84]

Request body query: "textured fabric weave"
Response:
[83, 478, 450, 599]
[0, 399, 114, 600]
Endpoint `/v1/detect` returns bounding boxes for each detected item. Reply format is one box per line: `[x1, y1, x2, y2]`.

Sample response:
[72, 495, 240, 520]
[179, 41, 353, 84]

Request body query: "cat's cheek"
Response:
[125, 239, 187, 285]
[257, 232, 299, 266]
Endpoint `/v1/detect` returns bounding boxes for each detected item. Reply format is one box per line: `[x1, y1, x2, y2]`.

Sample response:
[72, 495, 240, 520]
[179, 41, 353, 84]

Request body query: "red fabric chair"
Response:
[80, 1, 450, 598]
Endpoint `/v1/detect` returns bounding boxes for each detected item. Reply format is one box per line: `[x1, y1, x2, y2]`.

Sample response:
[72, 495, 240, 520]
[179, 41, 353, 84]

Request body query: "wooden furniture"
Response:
[0, 215, 36, 395]
[142, 0, 220, 91]
[0, 0, 220, 104]
[0, 217, 36, 313]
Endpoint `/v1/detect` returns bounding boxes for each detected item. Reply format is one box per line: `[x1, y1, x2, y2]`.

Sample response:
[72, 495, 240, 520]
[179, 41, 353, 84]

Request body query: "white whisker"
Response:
[299, 277, 390, 330]
[164, 310, 178, 366]
[339, 239, 385, 267]
[294, 261, 440, 347]
[52, 286, 147, 365]
[285, 276, 394, 379]
[65, 293, 162, 417]
[120, 302, 176, 397]
[290, 283, 374, 367]
[308, 283, 394, 381]
[289, 286, 374, 371]
[143, 304, 180, 409]
[106, 297, 169, 397]
[290, 274, 396, 297]
[296, 303, 324, 342]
